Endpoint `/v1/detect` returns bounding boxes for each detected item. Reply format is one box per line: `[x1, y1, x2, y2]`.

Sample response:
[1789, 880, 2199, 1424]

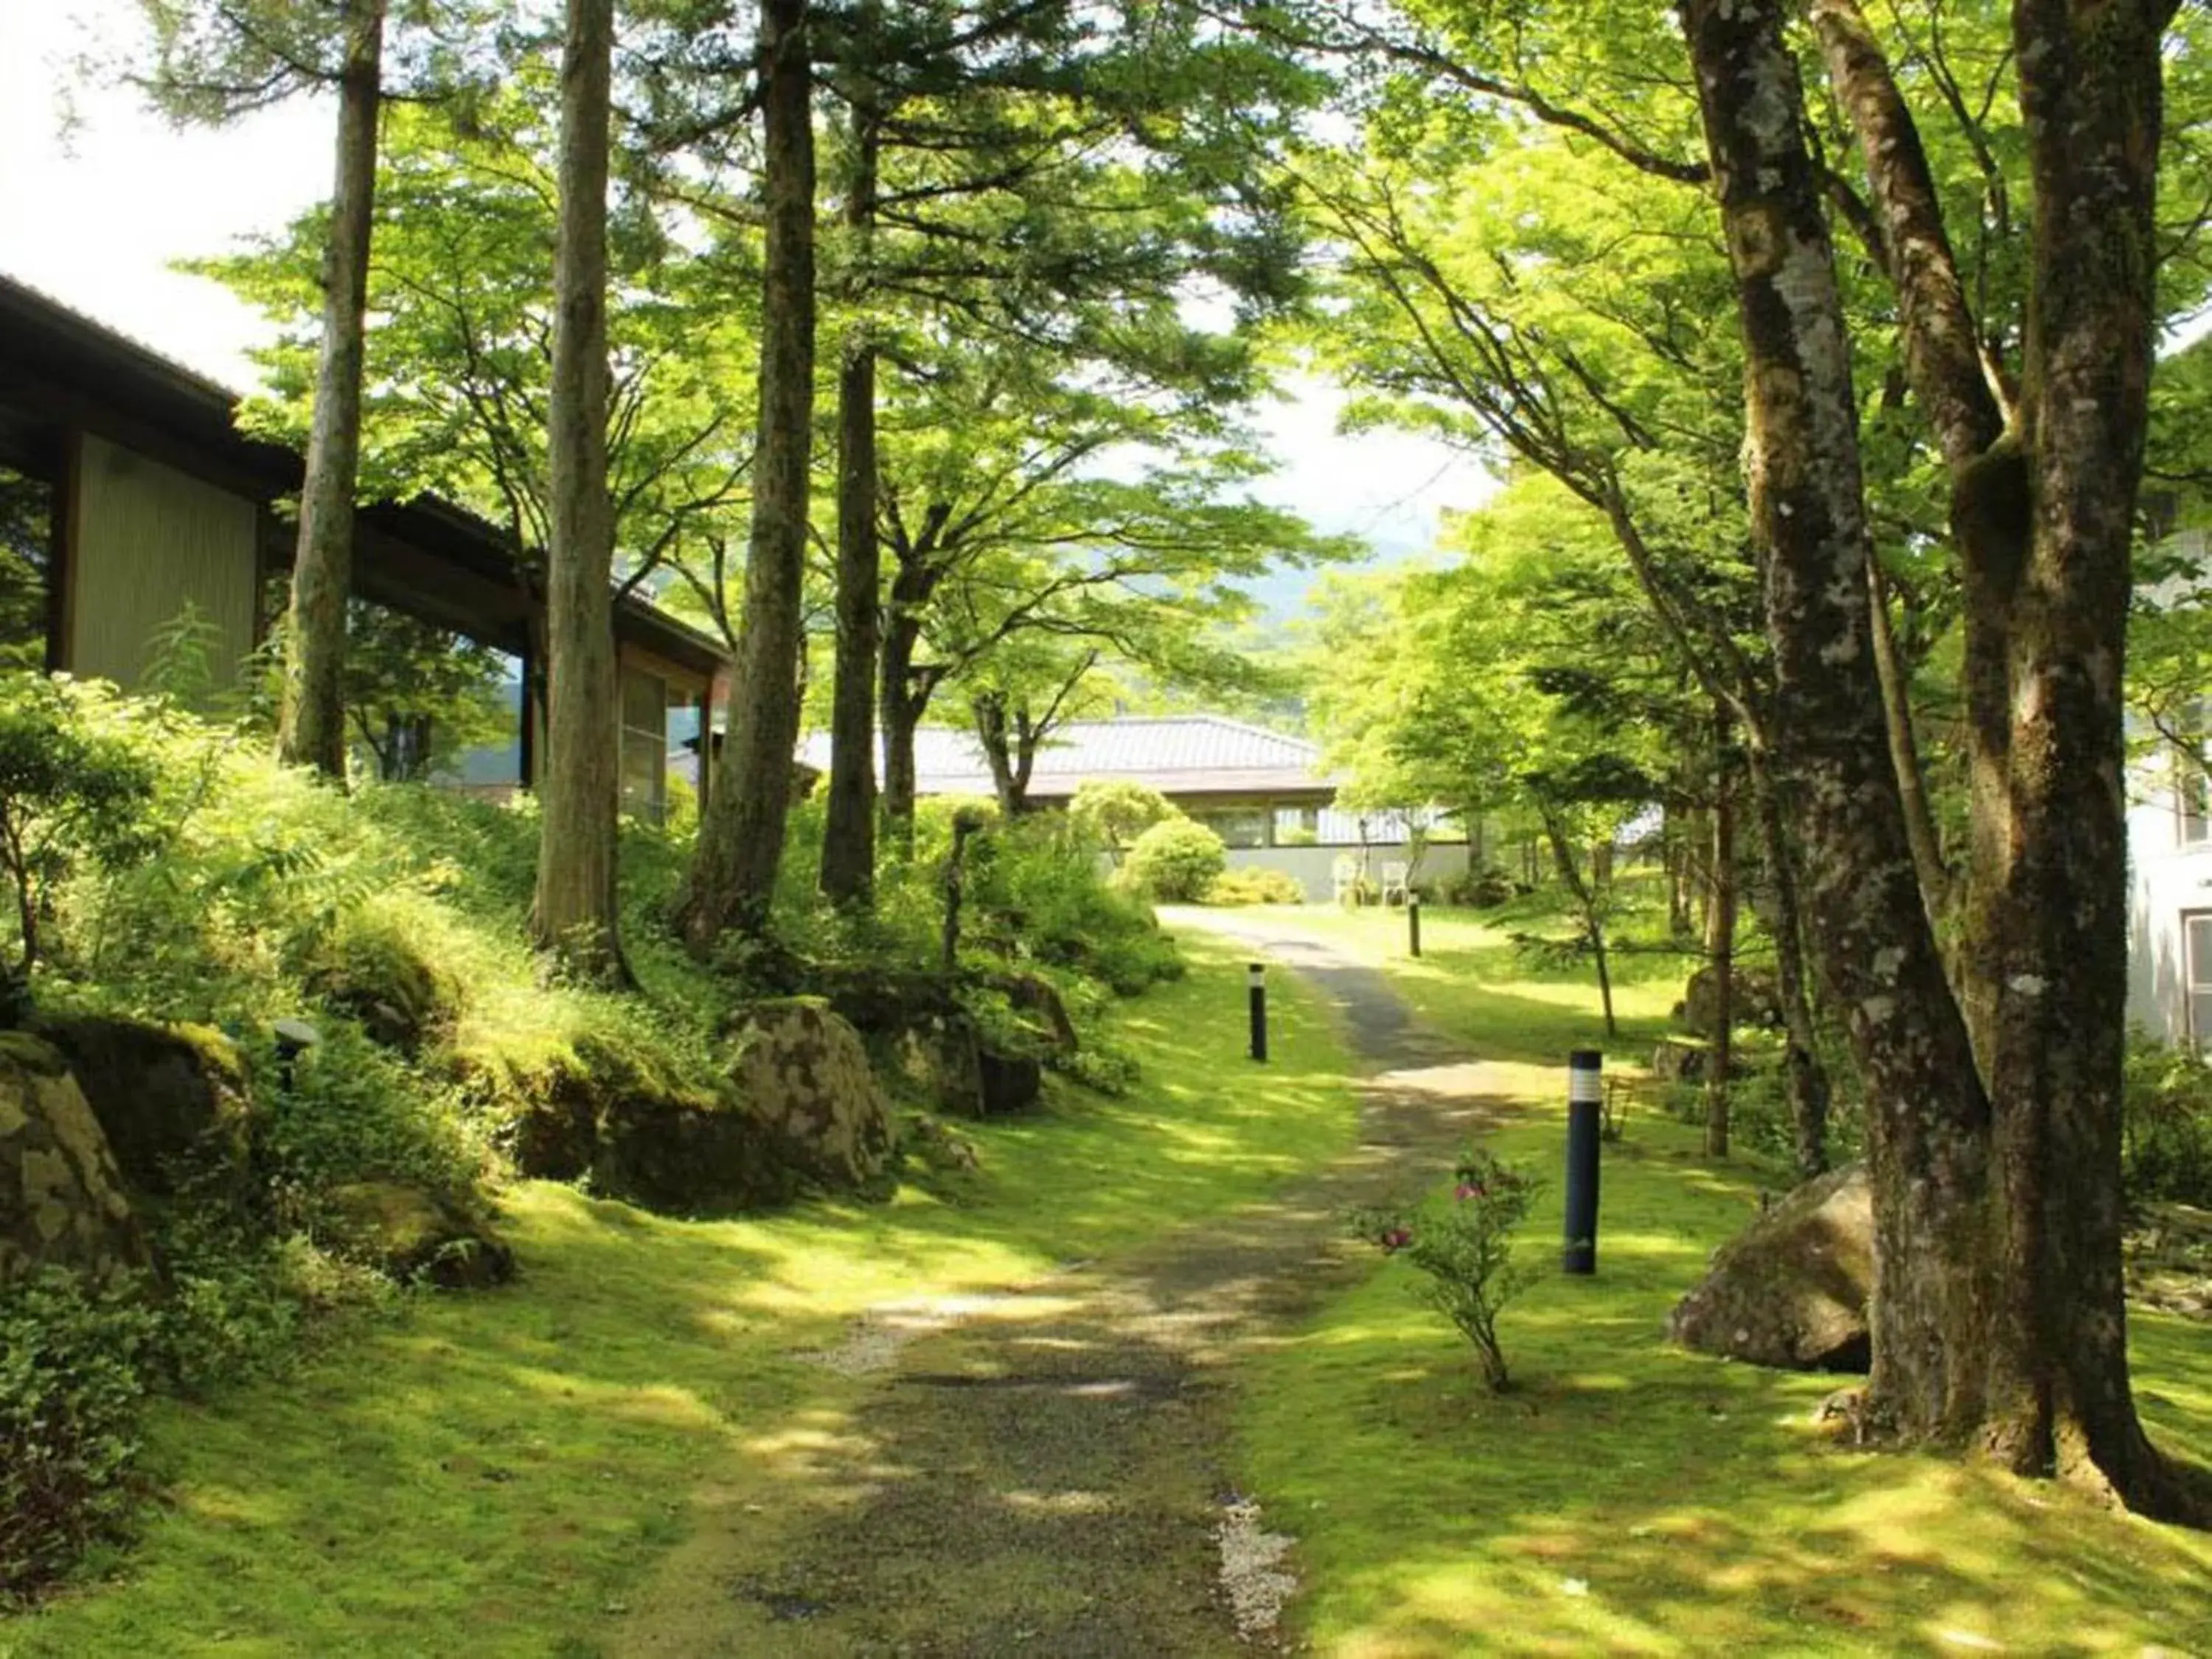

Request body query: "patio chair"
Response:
[1332, 853, 1362, 906]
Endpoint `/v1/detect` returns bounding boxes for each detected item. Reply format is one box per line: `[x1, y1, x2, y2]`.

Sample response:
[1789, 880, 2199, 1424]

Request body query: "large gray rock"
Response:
[726, 1000, 894, 1192]
[593, 1089, 801, 1215]
[1679, 966, 1784, 1038]
[0, 1033, 150, 1287]
[35, 1016, 254, 1200]
[1668, 1164, 1873, 1372]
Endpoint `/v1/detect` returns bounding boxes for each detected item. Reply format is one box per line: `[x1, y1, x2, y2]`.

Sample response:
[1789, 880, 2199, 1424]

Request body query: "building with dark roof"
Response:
[796, 714, 1467, 899]
[0, 270, 728, 820]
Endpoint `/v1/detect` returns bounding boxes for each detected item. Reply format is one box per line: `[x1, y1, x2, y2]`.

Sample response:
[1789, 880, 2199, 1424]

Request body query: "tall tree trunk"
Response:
[1665, 804, 1691, 938]
[819, 75, 881, 907]
[1746, 739, 1833, 1178]
[276, 0, 383, 779]
[1983, 0, 2196, 1514]
[877, 544, 941, 853]
[529, 0, 628, 984]
[973, 693, 1020, 817]
[1704, 716, 1736, 1158]
[681, 0, 816, 947]
[1815, 0, 2197, 1515]
[1684, 0, 2203, 1520]
[1682, 0, 1997, 1448]
[1542, 811, 1615, 1037]
[1867, 554, 1952, 930]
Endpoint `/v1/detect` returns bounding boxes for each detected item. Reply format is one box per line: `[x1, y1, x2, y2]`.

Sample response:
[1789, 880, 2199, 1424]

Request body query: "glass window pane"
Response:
[622, 667, 664, 735]
[0, 463, 53, 674]
[2188, 916, 2212, 990]
[621, 728, 664, 823]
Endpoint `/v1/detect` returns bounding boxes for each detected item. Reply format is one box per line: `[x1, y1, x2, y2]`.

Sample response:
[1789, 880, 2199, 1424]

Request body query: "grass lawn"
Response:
[1214, 904, 2212, 1655]
[1238, 893, 1697, 1065]
[1, 938, 1361, 1658]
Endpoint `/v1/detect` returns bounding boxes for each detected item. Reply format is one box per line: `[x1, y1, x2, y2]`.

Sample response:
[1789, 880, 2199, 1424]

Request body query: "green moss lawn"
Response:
[1217, 901, 2212, 1655]
[1, 939, 1359, 1658]
[10, 900, 2210, 1656]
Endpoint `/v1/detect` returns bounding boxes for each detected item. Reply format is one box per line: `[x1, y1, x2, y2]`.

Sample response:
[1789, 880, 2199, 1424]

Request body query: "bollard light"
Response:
[1562, 1048, 1602, 1274]
[1248, 961, 1269, 1062]
[1408, 896, 1422, 959]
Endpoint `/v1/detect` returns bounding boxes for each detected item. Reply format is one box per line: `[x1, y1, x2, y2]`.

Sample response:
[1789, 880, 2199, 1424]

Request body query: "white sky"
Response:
[0, 0, 1495, 583]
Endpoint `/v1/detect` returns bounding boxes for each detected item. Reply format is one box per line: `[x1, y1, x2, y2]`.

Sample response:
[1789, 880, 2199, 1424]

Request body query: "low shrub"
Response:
[263, 1024, 495, 1215]
[1123, 818, 1226, 902]
[0, 1270, 158, 1602]
[1663, 1034, 1865, 1173]
[1068, 780, 1177, 859]
[2123, 1037, 2212, 1206]
[1204, 867, 1306, 906]
[1349, 1148, 1541, 1391]
[1434, 865, 1517, 907]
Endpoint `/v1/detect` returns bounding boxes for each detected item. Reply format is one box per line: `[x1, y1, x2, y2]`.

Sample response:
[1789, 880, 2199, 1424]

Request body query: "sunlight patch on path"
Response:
[1217, 1495, 1300, 1643]
[798, 1290, 1076, 1377]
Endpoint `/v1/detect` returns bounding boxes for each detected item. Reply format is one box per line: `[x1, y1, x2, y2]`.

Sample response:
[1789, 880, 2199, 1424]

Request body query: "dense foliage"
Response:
[1121, 816, 1228, 902]
[0, 673, 1180, 1598]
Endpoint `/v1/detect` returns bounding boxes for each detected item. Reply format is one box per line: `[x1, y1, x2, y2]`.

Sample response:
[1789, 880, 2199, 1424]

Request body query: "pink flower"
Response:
[1455, 1182, 1486, 1202]
[1380, 1225, 1413, 1253]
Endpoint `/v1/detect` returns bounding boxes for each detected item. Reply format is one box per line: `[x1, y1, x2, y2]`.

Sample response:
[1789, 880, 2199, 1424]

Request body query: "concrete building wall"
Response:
[1221, 840, 1474, 902]
[69, 434, 257, 692]
[2126, 780, 2212, 1046]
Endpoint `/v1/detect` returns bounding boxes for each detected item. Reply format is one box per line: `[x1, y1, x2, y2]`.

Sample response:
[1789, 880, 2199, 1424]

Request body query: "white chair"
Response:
[1332, 853, 1362, 906]
[1381, 860, 1411, 906]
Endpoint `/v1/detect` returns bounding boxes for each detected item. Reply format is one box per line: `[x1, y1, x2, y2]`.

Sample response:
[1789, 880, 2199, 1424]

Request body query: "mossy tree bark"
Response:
[529, 0, 629, 985]
[1682, 0, 2202, 1520]
[1703, 713, 1735, 1158]
[681, 0, 817, 947]
[1981, 0, 2189, 1512]
[820, 44, 883, 908]
[276, 0, 383, 781]
[877, 501, 953, 853]
[1745, 741, 1832, 1178]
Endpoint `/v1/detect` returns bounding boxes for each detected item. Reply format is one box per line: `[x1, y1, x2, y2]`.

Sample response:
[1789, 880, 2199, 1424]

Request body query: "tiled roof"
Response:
[796, 715, 1338, 799]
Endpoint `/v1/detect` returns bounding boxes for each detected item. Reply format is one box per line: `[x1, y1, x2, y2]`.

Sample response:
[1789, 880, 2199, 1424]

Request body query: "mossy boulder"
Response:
[321, 1181, 515, 1290]
[977, 1050, 1044, 1117]
[1679, 967, 1784, 1038]
[35, 1016, 253, 1200]
[507, 1073, 601, 1183]
[1668, 1164, 1872, 1372]
[888, 1020, 987, 1117]
[592, 1089, 801, 1215]
[818, 965, 1064, 1117]
[0, 1033, 150, 1287]
[995, 973, 1079, 1058]
[726, 999, 894, 1192]
[306, 910, 465, 1052]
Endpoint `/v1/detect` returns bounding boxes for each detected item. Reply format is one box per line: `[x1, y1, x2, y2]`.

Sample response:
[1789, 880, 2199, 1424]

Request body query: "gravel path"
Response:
[615, 912, 1511, 1658]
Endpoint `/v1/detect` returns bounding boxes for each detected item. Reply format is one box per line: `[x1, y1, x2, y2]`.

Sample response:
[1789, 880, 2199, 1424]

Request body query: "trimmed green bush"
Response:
[1124, 818, 1227, 902]
[1205, 866, 1307, 905]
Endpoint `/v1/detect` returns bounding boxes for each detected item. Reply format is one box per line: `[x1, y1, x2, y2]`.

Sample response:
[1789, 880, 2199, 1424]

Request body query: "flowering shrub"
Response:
[1350, 1147, 1540, 1391]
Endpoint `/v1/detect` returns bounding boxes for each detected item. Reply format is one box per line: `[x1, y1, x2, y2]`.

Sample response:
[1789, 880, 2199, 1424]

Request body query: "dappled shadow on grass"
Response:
[608, 966, 1488, 1659]
[1241, 1104, 2212, 1657]
[7, 941, 1369, 1656]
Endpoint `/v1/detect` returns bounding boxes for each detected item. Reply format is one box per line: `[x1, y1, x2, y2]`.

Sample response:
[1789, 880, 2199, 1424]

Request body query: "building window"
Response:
[0, 461, 55, 674]
[2179, 701, 2211, 847]
[620, 664, 668, 824]
[1192, 807, 1270, 849]
[2187, 912, 2212, 1048]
